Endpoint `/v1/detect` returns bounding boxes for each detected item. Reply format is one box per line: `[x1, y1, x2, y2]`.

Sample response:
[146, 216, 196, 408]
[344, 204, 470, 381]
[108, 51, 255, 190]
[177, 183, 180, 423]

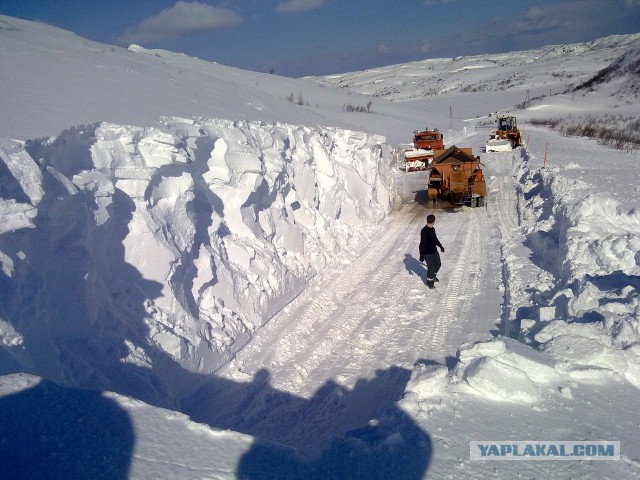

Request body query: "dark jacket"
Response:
[419, 225, 443, 255]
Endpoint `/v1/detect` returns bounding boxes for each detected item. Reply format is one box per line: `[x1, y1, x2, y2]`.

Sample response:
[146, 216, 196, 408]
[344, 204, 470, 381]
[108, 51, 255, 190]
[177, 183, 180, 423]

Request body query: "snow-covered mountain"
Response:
[313, 34, 640, 102]
[1, 14, 640, 479]
[313, 33, 640, 122]
[0, 15, 437, 145]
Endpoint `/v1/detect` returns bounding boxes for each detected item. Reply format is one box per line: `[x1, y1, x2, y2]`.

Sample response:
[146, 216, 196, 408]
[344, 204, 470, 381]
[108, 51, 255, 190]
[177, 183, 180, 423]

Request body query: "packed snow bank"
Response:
[519, 167, 640, 281]
[515, 157, 640, 387]
[400, 329, 637, 411]
[400, 337, 558, 414]
[451, 338, 558, 403]
[534, 320, 640, 387]
[399, 320, 640, 412]
[0, 117, 397, 405]
[561, 194, 640, 280]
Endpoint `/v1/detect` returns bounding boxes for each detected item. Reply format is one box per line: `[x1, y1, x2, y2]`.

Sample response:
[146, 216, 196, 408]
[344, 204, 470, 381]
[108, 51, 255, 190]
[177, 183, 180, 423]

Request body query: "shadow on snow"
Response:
[0, 132, 433, 479]
[0, 379, 134, 480]
[183, 366, 432, 480]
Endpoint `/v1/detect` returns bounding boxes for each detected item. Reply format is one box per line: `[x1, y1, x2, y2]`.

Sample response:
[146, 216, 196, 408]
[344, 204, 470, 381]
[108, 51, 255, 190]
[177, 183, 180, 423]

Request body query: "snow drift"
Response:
[0, 117, 397, 405]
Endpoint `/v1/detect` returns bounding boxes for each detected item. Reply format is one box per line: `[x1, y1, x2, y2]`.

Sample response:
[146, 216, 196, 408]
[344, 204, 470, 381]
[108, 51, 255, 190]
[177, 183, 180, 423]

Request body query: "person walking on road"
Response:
[419, 214, 445, 289]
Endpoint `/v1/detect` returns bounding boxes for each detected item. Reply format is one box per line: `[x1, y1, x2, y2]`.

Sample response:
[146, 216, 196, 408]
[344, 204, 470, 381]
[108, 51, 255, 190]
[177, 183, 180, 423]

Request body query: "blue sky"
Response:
[2, 0, 639, 77]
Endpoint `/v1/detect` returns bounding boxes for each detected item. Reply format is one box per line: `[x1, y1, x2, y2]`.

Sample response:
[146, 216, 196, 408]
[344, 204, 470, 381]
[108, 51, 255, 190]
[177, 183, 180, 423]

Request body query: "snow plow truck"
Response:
[403, 128, 444, 171]
[426, 145, 486, 207]
[486, 115, 522, 152]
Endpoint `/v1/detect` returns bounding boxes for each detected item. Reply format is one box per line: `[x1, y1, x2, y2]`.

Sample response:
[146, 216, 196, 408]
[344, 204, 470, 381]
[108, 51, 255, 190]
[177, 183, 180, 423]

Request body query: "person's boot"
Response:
[427, 279, 435, 289]
[434, 276, 439, 282]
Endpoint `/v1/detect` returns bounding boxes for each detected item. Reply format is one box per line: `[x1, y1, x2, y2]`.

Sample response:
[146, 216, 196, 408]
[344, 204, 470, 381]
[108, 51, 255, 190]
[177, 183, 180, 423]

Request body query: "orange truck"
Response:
[427, 146, 487, 207]
[403, 128, 445, 171]
[413, 128, 444, 150]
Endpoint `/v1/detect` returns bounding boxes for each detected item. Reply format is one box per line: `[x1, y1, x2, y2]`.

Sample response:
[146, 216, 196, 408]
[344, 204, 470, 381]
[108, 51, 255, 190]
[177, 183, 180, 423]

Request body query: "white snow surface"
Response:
[1, 15, 640, 480]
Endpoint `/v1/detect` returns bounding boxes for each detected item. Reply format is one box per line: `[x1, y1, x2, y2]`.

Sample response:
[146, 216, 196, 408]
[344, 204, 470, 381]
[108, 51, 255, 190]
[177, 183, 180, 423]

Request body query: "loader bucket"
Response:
[486, 139, 512, 152]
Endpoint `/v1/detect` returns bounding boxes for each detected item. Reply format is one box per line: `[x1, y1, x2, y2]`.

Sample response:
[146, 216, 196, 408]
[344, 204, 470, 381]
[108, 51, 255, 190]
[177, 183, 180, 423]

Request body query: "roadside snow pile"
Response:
[400, 338, 558, 415]
[517, 162, 640, 377]
[561, 194, 640, 280]
[535, 320, 640, 387]
[519, 166, 640, 282]
[451, 338, 558, 403]
[402, 143, 640, 409]
[401, 326, 638, 412]
[0, 118, 396, 405]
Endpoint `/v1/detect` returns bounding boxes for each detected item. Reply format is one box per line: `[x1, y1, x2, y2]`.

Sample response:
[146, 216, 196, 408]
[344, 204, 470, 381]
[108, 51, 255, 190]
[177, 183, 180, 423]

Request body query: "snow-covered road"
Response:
[182, 150, 505, 458]
[220, 202, 493, 387]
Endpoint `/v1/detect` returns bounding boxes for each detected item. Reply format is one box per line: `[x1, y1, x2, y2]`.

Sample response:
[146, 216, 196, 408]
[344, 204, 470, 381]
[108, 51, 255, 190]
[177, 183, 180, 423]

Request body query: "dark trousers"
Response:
[424, 252, 441, 281]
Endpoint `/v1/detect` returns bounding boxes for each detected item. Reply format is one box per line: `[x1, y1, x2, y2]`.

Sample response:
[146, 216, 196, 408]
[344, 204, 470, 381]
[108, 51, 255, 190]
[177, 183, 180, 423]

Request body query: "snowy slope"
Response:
[313, 33, 640, 120]
[1, 14, 640, 480]
[314, 34, 640, 99]
[574, 46, 640, 99]
[0, 15, 443, 146]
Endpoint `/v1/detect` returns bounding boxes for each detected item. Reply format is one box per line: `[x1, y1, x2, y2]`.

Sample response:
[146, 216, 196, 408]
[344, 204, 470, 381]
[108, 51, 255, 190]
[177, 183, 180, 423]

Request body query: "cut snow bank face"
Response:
[516, 160, 640, 375]
[0, 117, 397, 406]
[519, 167, 640, 282]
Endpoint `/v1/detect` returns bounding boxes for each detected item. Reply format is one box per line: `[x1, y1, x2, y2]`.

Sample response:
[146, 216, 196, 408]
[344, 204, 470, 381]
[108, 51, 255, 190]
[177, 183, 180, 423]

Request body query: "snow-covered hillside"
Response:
[1, 14, 640, 480]
[314, 34, 640, 120]
[314, 34, 640, 101]
[0, 15, 441, 145]
[574, 46, 640, 99]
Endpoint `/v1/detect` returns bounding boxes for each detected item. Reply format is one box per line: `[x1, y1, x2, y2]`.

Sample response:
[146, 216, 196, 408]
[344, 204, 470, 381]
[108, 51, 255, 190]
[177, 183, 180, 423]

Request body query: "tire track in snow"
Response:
[206, 202, 430, 455]
[231, 202, 441, 452]
[188, 197, 493, 454]
[304, 207, 434, 385]
[226, 202, 487, 387]
[488, 152, 522, 244]
[226, 202, 420, 391]
[486, 149, 538, 337]
[428, 208, 485, 354]
[358, 207, 487, 368]
[281, 202, 422, 391]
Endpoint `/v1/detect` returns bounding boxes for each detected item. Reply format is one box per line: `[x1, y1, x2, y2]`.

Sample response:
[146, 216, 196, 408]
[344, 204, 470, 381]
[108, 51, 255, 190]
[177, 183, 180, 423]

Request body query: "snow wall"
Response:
[0, 117, 398, 407]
